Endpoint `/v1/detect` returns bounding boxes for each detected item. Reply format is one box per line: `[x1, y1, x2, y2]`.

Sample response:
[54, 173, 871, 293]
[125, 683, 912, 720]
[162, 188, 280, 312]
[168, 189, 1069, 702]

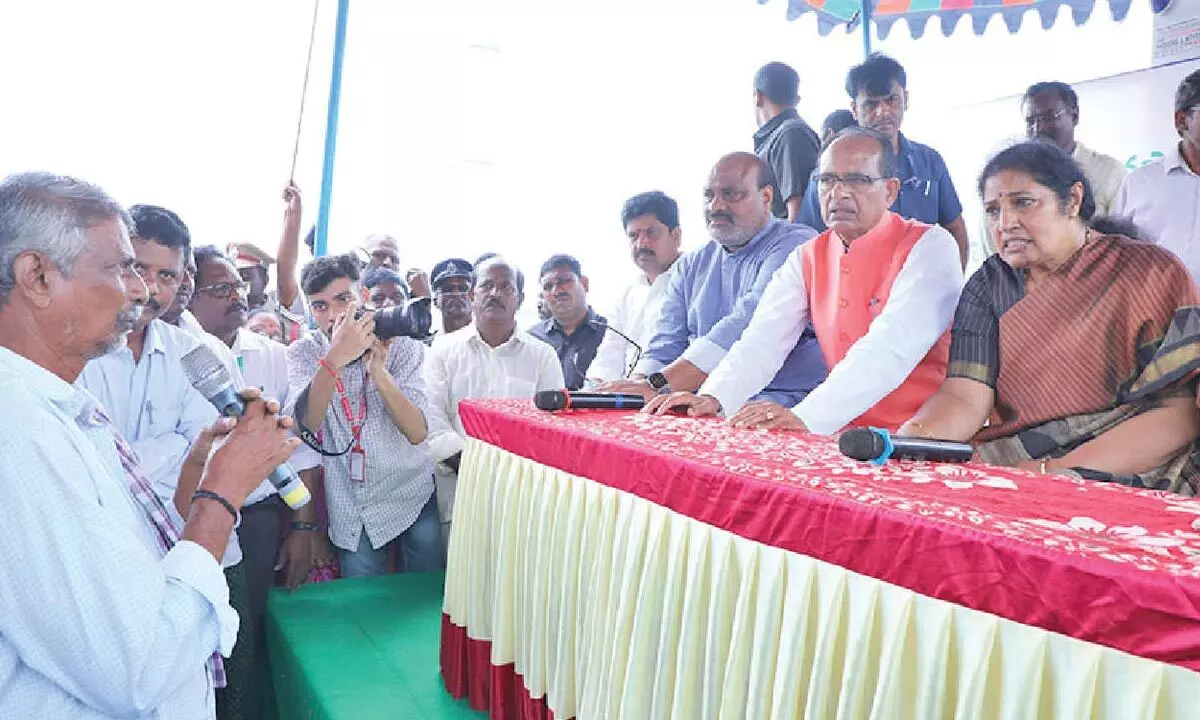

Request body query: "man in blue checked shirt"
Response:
[600, 152, 827, 404]
[798, 53, 970, 267]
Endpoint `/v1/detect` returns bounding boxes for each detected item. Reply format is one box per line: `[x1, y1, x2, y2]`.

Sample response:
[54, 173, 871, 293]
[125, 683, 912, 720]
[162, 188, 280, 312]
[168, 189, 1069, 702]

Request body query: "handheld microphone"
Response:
[839, 427, 975, 465]
[180, 344, 312, 509]
[534, 390, 646, 412]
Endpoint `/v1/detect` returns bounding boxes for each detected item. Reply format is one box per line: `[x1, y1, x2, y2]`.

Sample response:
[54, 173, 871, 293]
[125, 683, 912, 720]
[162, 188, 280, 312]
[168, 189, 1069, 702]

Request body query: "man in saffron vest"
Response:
[645, 127, 963, 434]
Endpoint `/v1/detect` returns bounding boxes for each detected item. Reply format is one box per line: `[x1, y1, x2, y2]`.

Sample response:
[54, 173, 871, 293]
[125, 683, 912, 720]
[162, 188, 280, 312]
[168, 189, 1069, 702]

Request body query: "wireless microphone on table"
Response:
[534, 390, 646, 411]
[839, 427, 975, 464]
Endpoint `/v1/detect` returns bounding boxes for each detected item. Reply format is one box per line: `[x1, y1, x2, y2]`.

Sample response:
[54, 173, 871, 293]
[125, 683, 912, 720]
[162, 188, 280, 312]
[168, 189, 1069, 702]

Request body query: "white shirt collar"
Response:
[465, 323, 528, 351]
[1165, 143, 1199, 175]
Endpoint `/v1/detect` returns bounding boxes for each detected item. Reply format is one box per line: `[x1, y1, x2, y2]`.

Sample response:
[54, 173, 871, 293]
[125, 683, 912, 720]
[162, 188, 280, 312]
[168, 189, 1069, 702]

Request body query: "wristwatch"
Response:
[645, 372, 669, 393]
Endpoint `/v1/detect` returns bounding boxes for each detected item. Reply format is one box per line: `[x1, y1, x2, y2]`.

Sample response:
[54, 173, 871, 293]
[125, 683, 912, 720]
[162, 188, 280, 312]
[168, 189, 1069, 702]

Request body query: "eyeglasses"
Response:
[195, 281, 249, 299]
[816, 173, 885, 192]
[1025, 108, 1068, 129]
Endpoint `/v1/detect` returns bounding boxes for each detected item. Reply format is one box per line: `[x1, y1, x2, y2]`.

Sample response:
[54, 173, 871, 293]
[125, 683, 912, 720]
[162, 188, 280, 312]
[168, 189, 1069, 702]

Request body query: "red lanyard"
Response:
[333, 370, 369, 450]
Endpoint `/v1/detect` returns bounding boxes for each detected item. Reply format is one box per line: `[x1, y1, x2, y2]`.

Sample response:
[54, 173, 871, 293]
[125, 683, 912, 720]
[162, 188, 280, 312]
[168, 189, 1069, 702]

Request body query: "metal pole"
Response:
[861, 0, 873, 58]
[315, 0, 350, 258]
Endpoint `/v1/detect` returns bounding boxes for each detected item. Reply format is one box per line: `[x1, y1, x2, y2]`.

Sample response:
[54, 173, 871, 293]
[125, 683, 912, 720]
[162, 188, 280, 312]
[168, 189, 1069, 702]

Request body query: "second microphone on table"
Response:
[839, 427, 975, 464]
[534, 390, 646, 411]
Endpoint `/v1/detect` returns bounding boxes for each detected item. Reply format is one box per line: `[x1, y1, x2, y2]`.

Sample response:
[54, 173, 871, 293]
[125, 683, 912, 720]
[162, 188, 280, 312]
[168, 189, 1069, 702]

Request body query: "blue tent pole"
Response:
[861, 0, 873, 58]
[314, 0, 350, 258]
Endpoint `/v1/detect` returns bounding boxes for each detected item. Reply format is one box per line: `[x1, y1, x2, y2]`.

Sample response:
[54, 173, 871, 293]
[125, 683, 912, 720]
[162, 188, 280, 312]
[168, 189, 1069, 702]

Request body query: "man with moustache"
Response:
[599, 152, 826, 404]
[589, 191, 682, 382]
[359, 233, 401, 271]
[167, 247, 245, 393]
[430, 258, 474, 344]
[797, 54, 970, 266]
[425, 257, 564, 542]
[76, 210, 263, 719]
[0, 172, 300, 720]
[529, 254, 607, 390]
[78, 205, 216, 517]
[189, 246, 293, 715]
[645, 128, 963, 435]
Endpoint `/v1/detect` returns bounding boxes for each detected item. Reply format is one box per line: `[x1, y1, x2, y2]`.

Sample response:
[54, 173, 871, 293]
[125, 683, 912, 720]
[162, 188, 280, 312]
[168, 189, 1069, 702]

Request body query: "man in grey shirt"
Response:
[753, 62, 821, 223]
[285, 254, 441, 578]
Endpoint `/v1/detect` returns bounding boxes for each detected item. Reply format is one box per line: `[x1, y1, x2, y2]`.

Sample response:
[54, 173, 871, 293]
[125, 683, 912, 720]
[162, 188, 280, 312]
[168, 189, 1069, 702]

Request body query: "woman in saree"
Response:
[898, 141, 1200, 495]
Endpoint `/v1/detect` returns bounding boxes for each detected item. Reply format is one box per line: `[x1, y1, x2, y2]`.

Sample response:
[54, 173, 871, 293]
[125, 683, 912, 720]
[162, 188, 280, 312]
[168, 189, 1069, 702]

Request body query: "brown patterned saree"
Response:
[947, 234, 1200, 495]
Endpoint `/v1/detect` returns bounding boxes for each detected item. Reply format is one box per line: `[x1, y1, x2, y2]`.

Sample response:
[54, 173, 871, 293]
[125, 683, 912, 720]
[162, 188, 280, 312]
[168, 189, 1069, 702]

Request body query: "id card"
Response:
[350, 448, 366, 485]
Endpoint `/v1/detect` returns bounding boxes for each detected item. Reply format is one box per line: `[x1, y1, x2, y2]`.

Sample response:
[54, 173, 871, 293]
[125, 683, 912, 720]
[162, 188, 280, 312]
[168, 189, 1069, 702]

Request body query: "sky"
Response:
[0, 0, 1156, 324]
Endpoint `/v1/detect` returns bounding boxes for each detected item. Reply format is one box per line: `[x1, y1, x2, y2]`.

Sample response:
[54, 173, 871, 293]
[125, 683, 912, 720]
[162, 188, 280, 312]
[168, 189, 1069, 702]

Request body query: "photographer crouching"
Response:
[282, 254, 443, 581]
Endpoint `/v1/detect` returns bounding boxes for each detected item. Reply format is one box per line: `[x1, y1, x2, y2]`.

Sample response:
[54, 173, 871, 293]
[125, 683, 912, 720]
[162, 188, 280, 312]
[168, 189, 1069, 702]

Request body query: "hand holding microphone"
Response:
[181, 344, 313, 508]
[201, 390, 303, 508]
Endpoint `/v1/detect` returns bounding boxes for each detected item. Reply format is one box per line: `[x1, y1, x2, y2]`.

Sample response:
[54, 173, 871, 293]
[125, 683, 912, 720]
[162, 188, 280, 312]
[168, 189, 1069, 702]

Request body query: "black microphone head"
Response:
[180, 343, 234, 400]
[839, 428, 886, 462]
[534, 390, 569, 411]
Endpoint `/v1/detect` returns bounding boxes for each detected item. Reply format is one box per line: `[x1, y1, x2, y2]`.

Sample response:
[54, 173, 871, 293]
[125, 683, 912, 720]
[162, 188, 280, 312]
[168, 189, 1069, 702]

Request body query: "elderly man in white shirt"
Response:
[588, 191, 683, 382]
[1114, 68, 1200, 281]
[0, 172, 298, 720]
[646, 128, 963, 434]
[425, 257, 564, 542]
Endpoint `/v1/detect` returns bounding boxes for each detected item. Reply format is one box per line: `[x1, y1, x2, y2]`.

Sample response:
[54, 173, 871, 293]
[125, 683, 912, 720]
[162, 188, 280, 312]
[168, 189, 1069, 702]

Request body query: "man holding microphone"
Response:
[0, 172, 299, 719]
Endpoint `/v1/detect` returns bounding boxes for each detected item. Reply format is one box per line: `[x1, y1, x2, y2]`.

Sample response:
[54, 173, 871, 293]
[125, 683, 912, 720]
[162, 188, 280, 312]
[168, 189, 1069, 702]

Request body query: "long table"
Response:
[440, 399, 1200, 719]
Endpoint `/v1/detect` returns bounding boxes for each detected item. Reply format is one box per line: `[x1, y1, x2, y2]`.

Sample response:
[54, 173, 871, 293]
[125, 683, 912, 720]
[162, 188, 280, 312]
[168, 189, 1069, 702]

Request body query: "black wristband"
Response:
[192, 489, 239, 521]
[290, 521, 321, 532]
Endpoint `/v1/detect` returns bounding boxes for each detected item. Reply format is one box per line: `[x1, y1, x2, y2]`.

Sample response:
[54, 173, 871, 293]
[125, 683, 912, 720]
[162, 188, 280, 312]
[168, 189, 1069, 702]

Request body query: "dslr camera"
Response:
[354, 296, 433, 340]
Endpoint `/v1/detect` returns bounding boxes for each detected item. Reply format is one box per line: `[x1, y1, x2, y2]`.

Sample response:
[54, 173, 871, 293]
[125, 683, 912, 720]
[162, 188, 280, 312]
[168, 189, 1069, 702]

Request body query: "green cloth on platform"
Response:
[266, 572, 482, 720]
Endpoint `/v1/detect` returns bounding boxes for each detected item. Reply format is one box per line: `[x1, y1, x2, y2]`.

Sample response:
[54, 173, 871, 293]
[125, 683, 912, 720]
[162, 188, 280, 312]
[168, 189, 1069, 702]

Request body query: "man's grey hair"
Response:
[0, 172, 130, 302]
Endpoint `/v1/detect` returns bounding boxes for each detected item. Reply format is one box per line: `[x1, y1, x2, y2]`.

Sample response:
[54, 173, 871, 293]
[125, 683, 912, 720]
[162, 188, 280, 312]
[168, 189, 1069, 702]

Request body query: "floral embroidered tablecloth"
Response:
[460, 398, 1200, 670]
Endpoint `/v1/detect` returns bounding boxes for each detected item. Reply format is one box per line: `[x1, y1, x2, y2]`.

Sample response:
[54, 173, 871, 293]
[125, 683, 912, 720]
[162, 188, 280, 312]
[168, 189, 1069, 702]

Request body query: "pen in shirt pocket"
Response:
[145, 399, 154, 426]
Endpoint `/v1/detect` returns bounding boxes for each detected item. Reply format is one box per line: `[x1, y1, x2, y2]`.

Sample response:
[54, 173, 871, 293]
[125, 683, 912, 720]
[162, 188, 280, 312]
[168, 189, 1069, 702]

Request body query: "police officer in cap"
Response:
[430, 258, 474, 342]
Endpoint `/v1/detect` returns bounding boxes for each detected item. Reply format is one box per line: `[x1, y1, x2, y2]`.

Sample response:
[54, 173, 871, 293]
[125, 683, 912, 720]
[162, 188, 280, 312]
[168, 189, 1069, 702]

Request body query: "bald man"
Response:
[600, 152, 827, 404]
[359, 234, 400, 270]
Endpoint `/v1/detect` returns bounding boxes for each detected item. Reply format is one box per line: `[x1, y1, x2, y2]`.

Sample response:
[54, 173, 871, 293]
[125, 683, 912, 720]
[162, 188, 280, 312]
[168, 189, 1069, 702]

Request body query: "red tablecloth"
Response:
[442, 399, 1200, 715]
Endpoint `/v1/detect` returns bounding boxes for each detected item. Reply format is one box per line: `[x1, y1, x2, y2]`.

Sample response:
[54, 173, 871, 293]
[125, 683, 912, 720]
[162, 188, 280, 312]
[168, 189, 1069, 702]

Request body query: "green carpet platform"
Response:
[267, 572, 482, 720]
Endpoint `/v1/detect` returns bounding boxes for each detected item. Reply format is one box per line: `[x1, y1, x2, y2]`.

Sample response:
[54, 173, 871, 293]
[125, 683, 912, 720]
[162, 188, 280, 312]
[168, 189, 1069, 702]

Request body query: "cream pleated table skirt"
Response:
[442, 439, 1200, 720]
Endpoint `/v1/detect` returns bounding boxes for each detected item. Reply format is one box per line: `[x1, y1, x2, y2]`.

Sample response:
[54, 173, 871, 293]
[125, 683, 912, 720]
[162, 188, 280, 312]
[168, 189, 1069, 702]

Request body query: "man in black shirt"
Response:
[529, 254, 607, 390]
[753, 62, 821, 223]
